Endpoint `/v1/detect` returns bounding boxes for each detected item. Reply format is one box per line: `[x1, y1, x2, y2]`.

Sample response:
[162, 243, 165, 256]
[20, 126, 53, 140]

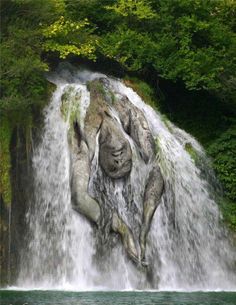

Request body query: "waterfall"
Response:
[17, 83, 97, 289]
[111, 80, 236, 290]
[17, 66, 236, 291]
[7, 203, 12, 285]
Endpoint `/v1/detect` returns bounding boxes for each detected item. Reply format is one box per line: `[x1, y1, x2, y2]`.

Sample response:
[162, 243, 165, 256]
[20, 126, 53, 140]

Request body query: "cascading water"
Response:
[111, 80, 236, 290]
[17, 65, 236, 291]
[17, 83, 97, 289]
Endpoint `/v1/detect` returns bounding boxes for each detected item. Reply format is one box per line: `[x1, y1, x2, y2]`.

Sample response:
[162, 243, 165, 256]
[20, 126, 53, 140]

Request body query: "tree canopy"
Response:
[1, 0, 236, 110]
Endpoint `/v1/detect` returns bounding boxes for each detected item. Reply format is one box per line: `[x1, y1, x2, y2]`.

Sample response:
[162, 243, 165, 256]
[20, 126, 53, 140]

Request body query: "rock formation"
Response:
[70, 78, 164, 267]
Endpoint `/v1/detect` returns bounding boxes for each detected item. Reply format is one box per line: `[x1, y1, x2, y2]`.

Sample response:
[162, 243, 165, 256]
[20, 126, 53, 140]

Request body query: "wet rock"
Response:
[84, 80, 109, 160]
[113, 96, 156, 163]
[140, 164, 164, 261]
[99, 115, 132, 179]
[71, 139, 101, 224]
[70, 78, 164, 267]
[112, 212, 138, 263]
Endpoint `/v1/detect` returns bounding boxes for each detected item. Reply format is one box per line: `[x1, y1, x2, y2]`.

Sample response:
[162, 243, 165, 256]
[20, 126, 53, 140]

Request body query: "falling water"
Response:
[7, 203, 11, 285]
[111, 79, 236, 290]
[17, 83, 97, 290]
[17, 65, 236, 290]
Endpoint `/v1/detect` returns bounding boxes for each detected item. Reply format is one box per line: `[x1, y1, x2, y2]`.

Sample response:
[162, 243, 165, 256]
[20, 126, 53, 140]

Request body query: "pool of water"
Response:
[1, 290, 236, 305]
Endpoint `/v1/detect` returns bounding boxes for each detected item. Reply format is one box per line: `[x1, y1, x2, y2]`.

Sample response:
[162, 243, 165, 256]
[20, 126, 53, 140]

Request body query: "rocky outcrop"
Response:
[70, 78, 164, 267]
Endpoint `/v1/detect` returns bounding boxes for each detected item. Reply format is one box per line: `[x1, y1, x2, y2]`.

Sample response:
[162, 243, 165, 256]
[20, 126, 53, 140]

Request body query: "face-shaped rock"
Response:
[99, 116, 132, 179]
[71, 78, 164, 267]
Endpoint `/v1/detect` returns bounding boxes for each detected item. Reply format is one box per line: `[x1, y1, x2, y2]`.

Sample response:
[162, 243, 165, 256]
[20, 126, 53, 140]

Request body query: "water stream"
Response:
[16, 66, 236, 291]
[7, 203, 11, 285]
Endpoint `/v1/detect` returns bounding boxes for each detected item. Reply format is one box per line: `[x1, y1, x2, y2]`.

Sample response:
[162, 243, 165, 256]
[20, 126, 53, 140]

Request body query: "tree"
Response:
[0, 0, 97, 118]
[99, 0, 236, 96]
[42, 16, 97, 60]
[105, 0, 157, 20]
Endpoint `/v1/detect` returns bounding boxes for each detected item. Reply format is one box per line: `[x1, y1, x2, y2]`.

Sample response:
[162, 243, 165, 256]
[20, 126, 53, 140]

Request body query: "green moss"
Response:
[185, 142, 199, 163]
[0, 119, 12, 206]
[110, 91, 116, 104]
[61, 85, 81, 141]
[155, 137, 161, 155]
[155, 137, 168, 177]
[88, 79, 116, 105]
[95, 82, 105, 96]
[87, 80, 106, 97]
[124, 77, 158, 109]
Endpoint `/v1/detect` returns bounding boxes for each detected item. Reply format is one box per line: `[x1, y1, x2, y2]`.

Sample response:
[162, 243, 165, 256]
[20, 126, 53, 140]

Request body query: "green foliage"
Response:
[150, 0, 236, 92]
[42, 16, 97, 60]
[0, 0, 97, 120]
[2, 0, 236, 109]
[0, 0, 65, 206]
[98, 0, 236, 97]
[100, 27, 157, 71]
[64, 0, 118, 35]
[151, 1, 236, 91]
[0, 38, 48, 116]
[219, 198, 236, 231]
[124, 77, 157, 109]
[0, 0, 54, 120]
[0, 119, 12, 205]
[105, 0, 157, 20]
[208, 125, 236, 202]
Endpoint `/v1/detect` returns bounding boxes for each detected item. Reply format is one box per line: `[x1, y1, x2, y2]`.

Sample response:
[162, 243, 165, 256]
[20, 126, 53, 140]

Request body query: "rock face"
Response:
[99, 116, 132, 179]
[70, 78, 164, 266]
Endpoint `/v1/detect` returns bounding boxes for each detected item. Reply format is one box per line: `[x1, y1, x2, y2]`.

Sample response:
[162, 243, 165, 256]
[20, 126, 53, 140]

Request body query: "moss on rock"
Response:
[185, 142, 199, 164]
[61, 85, 81, 142]
[0, 119, 12, 206]
[124, 77, 158, 109]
